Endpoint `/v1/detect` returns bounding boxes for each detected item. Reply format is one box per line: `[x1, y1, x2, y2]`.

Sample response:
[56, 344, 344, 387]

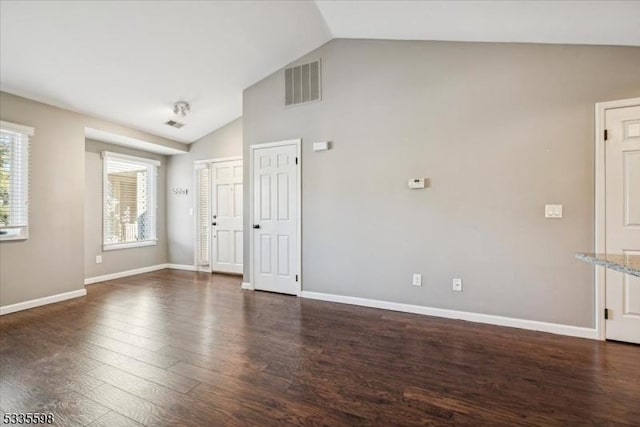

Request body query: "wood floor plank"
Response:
[87, 364, 236, 425]
[189, 380, 367, 426]
[0, 379, 32, 413]
[82, 332, 177, 368]
[157, 345, 268, 374]
[84, 383, 170, 426]
[1, 270, 638, 426]
[90, 324, 167, 351]
[87, 410, 143, 427]
[75, 344, 198, 393]
[87, 365, 187, 404]
[93, 316, 162, 339]
[1, 378, 110, 426]
[3, 364, 104, 397]
[169, 361, 291, 393]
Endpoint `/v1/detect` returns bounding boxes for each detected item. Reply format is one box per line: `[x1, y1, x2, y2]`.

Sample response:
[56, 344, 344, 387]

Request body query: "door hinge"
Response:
[604, 129, 608, 141]
[604, 308, 609, 319]
[295, 274, 299, 282]
[295, 157, 298, 165]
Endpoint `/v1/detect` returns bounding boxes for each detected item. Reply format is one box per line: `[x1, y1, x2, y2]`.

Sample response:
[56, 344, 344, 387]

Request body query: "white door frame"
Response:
[594, 97, 640, 340]
[248, 139, 302, 295]
[192, 156, 242, 272]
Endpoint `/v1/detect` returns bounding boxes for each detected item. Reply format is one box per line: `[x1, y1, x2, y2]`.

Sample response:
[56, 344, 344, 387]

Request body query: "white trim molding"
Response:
[167, 264, 198, 271]
[0, 120, 35, 136]
[241, 282, 254, 290]
[101, 150, 161, 166]
[85, 263, 202, 285]
[103, 240, 158, 251]
[301, 291, 598, 340]
[594, 97, 640, 341]
[85, 264, 168, 285]
[85, 127, 187, 156]
[1, 289, 87, 316]
[194, 156, 242, 165]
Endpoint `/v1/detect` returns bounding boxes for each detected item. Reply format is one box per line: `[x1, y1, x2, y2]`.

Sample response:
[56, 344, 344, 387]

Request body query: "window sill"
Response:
[0, 235, 28, 242]
[0, 228, 28, 241]
[103, 240, 158, 251]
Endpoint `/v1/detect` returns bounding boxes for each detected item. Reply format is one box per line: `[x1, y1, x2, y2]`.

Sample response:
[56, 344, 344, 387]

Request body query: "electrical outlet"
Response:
[96, 255, 102, 264]
[452, 278, 462, 292]
[412, 273, 422, 287]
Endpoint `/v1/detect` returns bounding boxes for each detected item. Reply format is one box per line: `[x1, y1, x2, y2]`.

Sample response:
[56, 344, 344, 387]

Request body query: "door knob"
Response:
[212, 222, 217, 226]
[253, 224, 260, 229]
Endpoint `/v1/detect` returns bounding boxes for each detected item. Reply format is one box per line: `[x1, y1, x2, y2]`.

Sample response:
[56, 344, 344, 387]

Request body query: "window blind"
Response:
[195, 165, 210, 266]
[103, 152, 159, 249]
[0, 121, 33, 241]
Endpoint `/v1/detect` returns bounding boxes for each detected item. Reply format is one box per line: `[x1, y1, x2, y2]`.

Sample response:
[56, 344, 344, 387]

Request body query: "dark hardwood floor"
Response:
[1, 270, 639, 426]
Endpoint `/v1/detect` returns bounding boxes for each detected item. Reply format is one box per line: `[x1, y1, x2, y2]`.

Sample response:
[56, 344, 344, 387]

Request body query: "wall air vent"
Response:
[285, 59, 321, 106]
[165, 120, 185, 129]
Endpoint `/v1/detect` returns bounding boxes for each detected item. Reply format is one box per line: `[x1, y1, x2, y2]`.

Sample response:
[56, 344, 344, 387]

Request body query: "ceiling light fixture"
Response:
[173, 101, 191, 118]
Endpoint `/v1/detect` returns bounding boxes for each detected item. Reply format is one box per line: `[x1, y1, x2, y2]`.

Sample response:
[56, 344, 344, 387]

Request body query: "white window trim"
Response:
[0, 228, 29, 241]
[102, 151, 161, 168]
[103, 240, 158, 251]
[0, 121, 35, 136]
[0, 121, 33, 242]
[102, 151, 160, 251]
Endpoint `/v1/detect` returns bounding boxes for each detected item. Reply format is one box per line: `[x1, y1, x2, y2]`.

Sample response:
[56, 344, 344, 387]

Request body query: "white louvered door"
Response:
[195, 165, 210, 267]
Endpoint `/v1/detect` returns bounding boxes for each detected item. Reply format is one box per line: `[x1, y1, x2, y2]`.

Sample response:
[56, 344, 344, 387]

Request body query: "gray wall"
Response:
[0, 92, 182, 307]
[243, 39, 640, 327]
[85, 139, 168, 278]
[167, 118, 242, 265]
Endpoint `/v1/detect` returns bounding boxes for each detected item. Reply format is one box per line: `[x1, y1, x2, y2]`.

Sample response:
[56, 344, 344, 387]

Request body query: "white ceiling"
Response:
[316, 1, 640, 46]
[1, 1, 639, 144]
[0, 1, 331, 143]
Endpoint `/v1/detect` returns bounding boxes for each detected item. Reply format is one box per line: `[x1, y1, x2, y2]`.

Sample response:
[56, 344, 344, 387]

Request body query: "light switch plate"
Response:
[545, 204, 563, 218]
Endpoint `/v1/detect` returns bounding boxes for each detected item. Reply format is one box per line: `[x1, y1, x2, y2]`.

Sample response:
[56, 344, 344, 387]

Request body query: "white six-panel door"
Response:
[211, 160, 243, 274]
[605, 105, 640, 344]
[252, 142, 299, 295]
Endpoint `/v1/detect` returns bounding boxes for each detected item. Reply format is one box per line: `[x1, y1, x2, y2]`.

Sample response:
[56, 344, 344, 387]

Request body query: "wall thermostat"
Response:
[408, 178, 425, 189]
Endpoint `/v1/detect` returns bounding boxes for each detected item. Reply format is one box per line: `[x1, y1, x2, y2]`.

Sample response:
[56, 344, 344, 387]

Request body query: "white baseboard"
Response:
[300, 291, 598, 340]
[167, 264, 198, 271]
[84, 264, 168, 285]
[1, 288, 87, 316]
[84, 263, 210, 285]
[241, 282, 254, 290]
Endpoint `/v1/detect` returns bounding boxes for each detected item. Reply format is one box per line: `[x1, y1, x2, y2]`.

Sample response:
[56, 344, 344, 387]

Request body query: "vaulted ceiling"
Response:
[1, 1, 638, 143]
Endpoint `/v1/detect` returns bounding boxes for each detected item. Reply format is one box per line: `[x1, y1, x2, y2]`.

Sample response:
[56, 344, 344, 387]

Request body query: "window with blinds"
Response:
[195, 164, 210, 266]
[103, 152, 159, 250]
[0, 121, 33, 241]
